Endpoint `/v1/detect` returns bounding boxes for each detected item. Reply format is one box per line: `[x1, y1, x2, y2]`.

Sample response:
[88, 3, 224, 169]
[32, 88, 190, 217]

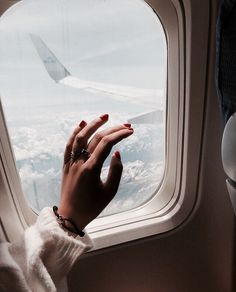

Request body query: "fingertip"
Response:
[112, 151, 123, 171]
[100, 114, 109, 122]
[114, 150, 121, 160]
[125, 127, 134, 136]
[124, 123, 131, 128]
[79, 120, 87, 128]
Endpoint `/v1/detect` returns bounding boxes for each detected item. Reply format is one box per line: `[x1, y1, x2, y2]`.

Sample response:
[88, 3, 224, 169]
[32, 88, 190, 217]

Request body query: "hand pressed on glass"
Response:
[58, 114, 134, 231]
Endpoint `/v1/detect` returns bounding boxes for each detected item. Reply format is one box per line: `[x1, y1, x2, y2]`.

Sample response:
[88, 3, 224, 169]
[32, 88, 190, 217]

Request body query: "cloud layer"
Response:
[0, 0, 166, 216]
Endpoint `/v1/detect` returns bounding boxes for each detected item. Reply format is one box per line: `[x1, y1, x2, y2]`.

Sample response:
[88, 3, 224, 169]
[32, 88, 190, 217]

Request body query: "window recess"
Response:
[0, 0, 210, 248]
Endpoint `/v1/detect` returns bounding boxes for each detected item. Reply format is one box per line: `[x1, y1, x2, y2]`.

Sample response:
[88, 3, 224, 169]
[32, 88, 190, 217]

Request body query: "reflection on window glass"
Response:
[0, 0, 166, 216]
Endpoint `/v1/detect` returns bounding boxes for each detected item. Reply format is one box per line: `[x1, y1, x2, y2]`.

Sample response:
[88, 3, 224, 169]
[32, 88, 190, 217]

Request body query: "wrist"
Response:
[53, 206, 85, 237]
[58, 205, 88, 230]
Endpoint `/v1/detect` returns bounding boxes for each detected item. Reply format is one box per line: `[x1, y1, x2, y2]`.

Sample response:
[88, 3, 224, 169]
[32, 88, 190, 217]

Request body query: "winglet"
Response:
[30, 34, 71, 82]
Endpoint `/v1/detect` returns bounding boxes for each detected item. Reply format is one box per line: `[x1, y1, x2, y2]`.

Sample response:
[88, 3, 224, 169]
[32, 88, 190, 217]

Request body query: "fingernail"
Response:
[124, 123, 131, 128]
[114, 150, 121, 160]
[129, 128, 134, 131]
[100, 114, 109, 121]
[79, 120, 87, 128]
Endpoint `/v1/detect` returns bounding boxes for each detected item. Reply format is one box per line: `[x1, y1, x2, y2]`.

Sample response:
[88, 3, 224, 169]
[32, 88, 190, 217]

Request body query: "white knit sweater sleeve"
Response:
[0, 207, 93, 292]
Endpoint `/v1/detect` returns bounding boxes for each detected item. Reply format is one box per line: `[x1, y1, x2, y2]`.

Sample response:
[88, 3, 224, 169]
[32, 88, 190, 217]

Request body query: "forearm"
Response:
[0, 207, 93, 292]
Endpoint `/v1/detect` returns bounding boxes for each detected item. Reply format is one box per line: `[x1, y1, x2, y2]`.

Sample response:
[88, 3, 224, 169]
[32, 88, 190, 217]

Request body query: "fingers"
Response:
[104, 151, 123, 197]
[87, 124, 131, 153]
[71, 114, 109, 153]
[89, 127, 134, 169]
[64, 120, 87, 164]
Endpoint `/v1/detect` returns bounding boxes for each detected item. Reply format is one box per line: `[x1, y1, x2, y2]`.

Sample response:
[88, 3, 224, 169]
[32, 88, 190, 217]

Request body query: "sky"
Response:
[0, 0, 167, 215]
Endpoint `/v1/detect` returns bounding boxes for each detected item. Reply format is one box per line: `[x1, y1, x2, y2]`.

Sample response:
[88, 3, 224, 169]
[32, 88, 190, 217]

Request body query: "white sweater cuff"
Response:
[26, 207, 93, 281]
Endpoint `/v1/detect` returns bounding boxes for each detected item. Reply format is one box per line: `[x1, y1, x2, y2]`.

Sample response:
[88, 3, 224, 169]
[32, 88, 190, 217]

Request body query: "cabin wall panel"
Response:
[69, 94, 235, 292]
[68, 0, 235, 291]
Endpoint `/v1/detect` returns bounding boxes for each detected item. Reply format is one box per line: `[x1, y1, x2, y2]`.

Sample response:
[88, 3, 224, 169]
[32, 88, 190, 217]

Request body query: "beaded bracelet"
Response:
[53, 206, 85, 237]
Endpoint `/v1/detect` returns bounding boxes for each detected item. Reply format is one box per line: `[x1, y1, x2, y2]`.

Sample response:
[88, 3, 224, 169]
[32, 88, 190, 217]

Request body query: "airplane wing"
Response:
[30, 34, 164, 124]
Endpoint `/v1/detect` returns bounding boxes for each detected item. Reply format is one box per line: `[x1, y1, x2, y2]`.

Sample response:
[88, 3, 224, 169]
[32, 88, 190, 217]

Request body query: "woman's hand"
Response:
[58, 114, 133, 230]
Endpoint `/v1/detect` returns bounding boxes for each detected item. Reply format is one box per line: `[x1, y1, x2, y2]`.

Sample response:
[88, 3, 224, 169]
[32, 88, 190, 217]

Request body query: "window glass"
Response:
[0, 0, 166, 216]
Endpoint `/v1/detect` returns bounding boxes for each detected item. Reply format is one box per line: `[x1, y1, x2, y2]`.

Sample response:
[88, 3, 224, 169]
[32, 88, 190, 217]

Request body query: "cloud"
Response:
[101, 160, 164, 216]
[1, 0, 166, 213]
[10, 110, 164, 213]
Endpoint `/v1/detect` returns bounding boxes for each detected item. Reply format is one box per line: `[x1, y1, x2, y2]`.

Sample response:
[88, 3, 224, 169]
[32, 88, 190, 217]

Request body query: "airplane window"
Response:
[0, 0, 167, 216]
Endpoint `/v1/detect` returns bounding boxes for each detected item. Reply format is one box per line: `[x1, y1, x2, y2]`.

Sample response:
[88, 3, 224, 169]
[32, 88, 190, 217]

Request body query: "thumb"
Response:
[104, 151, 123, 198]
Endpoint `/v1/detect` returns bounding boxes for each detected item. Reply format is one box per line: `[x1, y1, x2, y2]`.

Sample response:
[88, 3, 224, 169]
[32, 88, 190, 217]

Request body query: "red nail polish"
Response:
[100, 114, 109, 121]
[129, 128, 134, 131]
[124, 123, 131, 128]
[79, 120, 86, 128]
[114, 150, 121, 160]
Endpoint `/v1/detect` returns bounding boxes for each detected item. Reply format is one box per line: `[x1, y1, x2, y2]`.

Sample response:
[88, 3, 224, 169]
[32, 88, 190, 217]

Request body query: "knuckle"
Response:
[73, 126, 79, 135]
[82, 165, 91, 175]
[87, 121, 98, 131]
[87, 157, 98, 170]
[102, 136, 112, 146]
[94, 118, 103, 125]
[82, 162, 96, 175]
[94, 133, 103, 142]
[79, 165, 92, 178]
[65, 142, 71, 150]
[75, 133, 85, 143]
